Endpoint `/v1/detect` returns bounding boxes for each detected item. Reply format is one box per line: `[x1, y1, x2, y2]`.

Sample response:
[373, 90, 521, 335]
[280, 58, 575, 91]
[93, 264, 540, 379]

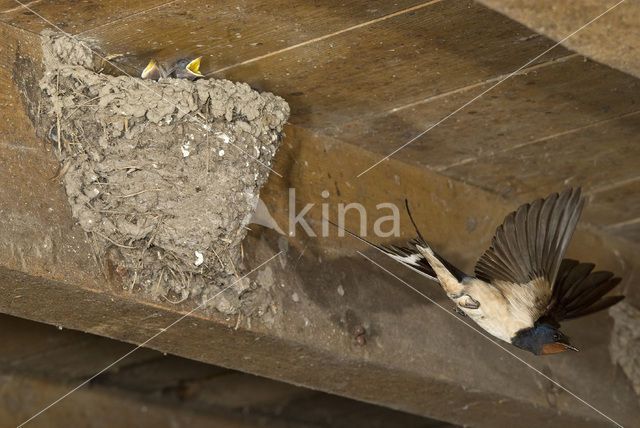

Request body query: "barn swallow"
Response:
[170, 57, 203, 80]
[140, 57, 203, 80]
[338, 188, 624, 355]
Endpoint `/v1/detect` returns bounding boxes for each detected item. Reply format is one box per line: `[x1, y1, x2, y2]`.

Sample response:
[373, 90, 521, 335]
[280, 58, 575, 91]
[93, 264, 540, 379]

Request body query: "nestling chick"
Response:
[141, 57, 203, 81]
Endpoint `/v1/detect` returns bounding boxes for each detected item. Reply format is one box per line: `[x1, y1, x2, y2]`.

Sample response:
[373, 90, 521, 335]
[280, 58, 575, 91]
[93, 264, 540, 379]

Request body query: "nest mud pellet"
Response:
[35, 31, 289, 315]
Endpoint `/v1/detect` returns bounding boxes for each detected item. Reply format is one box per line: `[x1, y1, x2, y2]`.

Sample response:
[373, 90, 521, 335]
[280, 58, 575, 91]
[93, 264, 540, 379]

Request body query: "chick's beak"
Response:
[186, 57, 203, 77]
[141, 59, 160, 80]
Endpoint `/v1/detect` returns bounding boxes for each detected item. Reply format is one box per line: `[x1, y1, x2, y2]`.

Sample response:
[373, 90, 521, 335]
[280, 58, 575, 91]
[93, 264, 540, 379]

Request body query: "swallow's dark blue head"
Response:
[511, 323, 579, 355]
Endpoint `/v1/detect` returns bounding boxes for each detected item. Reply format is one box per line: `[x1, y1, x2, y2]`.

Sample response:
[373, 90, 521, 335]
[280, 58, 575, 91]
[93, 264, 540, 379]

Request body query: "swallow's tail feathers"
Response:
[327, 219, 438, 283]
[404, 199, 428, 248]
[378, 241, 438, 282]
[542, 258, 624, 326]
[404, 199, 468, 282]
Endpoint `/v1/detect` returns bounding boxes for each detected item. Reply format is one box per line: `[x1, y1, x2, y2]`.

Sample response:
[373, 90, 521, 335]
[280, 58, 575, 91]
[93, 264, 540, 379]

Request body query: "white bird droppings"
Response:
[181, 141, 191, 157]
[216, 132, 230, 144]
[194, 251, 204, 266]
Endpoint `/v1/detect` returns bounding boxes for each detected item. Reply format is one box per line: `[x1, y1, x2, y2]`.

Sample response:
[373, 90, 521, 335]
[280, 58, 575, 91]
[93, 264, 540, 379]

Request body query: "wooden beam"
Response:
[1, 314, 449, 427]
[217, 0, 571, 131]
[476, 0, 640, 79]
[0, 0, 171, 34]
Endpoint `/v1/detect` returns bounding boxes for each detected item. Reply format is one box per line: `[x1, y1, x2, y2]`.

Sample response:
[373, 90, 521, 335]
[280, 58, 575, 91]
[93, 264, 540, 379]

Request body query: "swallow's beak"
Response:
[541, 341, 579, 355]
[141, 59, 161, 80]
[185, 57, 203, 77]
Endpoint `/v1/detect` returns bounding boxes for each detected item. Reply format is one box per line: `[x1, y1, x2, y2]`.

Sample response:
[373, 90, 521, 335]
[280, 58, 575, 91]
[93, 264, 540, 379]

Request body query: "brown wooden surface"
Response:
[477, 0, 640, 79]
[1, 0, 639, 427]
[329, 56, 640, 175]
[0, 0, 171, 34]
[88, 0, 429, 72]
[2, 314, 451, 428]
[220, 0, 569, 131]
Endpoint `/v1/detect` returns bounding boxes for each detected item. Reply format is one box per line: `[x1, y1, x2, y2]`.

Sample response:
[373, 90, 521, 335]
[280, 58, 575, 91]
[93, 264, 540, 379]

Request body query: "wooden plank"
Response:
[584, 179, 640, 227]
[0, 315, 451, 427]
[476, 0, 640, 79]
[216, 0, 570, 131]
[326, 55, 640, 174]
[0, 374, 284, 428]
[84, 0, 429, 77]
[0, 23, 104, 288]
[444, 113, 640, 208]
[94, 354, 231, 394]
[0, 235, 634, 428]
[0, 315, 160, 380]
[606, 221, 640, 248]
[0, 0, 172, 35]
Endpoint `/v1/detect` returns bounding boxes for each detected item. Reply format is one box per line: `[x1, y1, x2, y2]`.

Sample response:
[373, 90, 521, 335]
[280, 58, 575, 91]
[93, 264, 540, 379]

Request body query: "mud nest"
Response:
[36, 31, 289, 313]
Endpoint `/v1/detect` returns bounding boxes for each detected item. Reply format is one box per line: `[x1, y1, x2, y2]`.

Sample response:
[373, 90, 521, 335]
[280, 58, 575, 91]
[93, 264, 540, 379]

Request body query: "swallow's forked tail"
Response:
[403, 199, 468, 282]
[326, 201, 439, 283]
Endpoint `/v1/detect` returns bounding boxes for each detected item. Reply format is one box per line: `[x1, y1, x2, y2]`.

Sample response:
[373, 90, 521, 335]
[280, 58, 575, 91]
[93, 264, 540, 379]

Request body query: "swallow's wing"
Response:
[539, 258, 624, 327]
[474, 188, 584, 312]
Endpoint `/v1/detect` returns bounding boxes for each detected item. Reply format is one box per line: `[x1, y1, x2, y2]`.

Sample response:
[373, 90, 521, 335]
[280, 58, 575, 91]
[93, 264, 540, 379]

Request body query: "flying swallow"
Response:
[338, 188, 624, 355]
[140, 57, 203, 81]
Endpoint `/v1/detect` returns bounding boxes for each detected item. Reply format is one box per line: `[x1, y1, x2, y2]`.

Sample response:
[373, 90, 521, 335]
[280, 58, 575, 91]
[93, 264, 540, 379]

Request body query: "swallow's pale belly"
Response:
[456, 279, 534, 343]
[419, 246, 537, 343]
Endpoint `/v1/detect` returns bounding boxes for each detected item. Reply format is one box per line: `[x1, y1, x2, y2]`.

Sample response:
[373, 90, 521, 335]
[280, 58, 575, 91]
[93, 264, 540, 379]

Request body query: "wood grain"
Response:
[219, 0, 569, 131]
[477, 0, 640, 79]
[85, 0, 429, 78]
[329, 55, 640, 172]
[0, 0, 173, 34]
[444, 113, 640, 210]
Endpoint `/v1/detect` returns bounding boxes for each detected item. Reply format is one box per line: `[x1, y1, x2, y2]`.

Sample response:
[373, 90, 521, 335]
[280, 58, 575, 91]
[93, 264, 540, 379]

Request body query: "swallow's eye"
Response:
[553, 333, 559, 341]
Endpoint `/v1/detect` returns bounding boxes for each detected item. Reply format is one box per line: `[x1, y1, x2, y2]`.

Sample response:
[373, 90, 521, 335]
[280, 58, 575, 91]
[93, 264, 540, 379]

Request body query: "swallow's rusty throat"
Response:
[337, 188, 624, 355]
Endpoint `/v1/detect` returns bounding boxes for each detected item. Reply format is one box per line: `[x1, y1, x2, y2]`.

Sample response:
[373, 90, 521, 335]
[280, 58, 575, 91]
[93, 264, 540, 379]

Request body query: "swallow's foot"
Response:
[454, 306, 467, 317]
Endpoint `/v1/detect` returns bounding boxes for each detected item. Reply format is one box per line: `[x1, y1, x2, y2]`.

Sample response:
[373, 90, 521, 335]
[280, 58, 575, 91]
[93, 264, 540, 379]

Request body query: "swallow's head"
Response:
[172, 57, 203, 80]
[512, 323, 579, 355]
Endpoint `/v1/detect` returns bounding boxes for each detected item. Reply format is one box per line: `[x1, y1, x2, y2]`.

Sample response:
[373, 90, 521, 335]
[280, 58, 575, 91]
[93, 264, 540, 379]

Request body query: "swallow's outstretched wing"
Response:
[474, 188, 584, 319]
[539, 258, 624, 328]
